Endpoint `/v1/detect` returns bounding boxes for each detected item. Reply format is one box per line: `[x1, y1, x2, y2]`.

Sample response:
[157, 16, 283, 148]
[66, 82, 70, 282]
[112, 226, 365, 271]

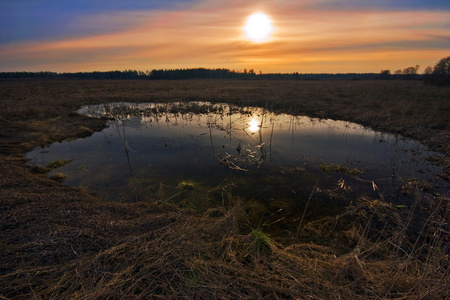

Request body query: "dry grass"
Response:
[2, 197, 448, 299]
[1, 79, 449, 299]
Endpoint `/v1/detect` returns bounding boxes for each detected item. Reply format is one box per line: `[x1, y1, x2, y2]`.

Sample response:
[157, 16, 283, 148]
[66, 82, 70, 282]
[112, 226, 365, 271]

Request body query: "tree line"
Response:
[379, 56, 449, 85]
[1, 56, 448, 85]
[0, 68, 257, 80]
[0, 69, 415, 80]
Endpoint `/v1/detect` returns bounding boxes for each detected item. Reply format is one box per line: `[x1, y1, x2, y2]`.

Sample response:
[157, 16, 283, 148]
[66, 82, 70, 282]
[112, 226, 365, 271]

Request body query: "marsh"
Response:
[27, 101, 447, 232]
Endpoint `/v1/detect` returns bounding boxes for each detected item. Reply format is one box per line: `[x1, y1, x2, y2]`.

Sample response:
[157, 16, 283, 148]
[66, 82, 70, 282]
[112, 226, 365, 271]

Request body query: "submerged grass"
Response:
[320, 163, 366, 175]
[47, 159, 72, 169]
[178, 180, 195, 190]
[0, 79, 449, 299]
[49, 172, 66, 183]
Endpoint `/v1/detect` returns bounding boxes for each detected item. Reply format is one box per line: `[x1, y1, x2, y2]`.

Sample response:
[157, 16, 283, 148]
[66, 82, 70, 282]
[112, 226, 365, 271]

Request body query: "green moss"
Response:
[47, 159, 72, 169]
[251, 229, 273, 253]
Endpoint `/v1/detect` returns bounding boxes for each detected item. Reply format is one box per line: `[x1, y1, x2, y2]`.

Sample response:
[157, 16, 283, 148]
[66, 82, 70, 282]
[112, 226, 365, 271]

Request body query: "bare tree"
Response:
[423, 66, 433, 75]
[379, 70, 391, 79]
[403, 65, 420, 75]
[432, 56, 450, 77]
[425, 56, 450, 86]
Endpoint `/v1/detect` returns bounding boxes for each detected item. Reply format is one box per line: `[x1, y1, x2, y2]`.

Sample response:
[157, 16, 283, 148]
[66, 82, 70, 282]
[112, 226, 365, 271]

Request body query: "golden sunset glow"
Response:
[243, 12, 274, 43]
[0, 1, 449, 73]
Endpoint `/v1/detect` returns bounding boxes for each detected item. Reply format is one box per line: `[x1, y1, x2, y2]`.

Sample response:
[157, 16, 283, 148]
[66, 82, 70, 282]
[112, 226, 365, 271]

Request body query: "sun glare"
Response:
[243, 12, 274, 43]
[248, 118, 260, 132]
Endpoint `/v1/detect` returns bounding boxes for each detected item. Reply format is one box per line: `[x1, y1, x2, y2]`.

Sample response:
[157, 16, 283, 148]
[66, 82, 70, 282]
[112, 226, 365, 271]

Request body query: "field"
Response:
[1, 79, 449, 299]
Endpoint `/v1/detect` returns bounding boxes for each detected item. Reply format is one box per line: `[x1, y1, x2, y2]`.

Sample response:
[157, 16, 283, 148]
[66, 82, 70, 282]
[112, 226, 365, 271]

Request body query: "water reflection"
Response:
[248, 118, 260, 133]
[27, 102, 447, 232]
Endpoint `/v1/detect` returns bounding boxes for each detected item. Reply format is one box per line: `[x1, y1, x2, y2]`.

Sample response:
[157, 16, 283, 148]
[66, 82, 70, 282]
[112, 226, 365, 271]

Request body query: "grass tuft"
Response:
[178, 180, 195, 190]
[47, 159, 72, 169]
[49, 172, 66, 183]
[250, 229, 273, 254]
[320, 163, 365, 175]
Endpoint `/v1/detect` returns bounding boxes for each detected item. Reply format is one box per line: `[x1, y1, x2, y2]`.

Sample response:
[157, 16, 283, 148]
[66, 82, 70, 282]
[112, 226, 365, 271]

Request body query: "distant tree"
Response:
[423, 66, 433, 75]
[423, 66, 434, 85]
[391, 69, 403, 79]
[379, 70, 391, 79]
[429, 56, 450, 86]
[433, 56, 450, 76]
[402, 65, 419, 78]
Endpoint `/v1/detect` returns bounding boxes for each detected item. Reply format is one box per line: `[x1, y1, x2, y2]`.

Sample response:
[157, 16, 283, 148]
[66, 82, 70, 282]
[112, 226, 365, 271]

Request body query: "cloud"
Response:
[0, 0, 198, 43]
[307, 0, 450, 11]
[1, 0, 449, 72]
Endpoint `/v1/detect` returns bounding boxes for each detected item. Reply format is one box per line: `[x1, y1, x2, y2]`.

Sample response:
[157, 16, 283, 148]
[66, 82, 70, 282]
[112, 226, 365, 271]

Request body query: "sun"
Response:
[243, 12, 274, 43]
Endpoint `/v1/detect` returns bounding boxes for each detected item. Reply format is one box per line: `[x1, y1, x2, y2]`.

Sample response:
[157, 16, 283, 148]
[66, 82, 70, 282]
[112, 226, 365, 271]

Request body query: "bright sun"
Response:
[243, 12, 274, 43]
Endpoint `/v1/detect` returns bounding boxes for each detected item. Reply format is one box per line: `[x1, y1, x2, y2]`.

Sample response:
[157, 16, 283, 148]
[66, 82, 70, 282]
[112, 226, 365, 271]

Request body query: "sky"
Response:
[1, 0, 449, 73]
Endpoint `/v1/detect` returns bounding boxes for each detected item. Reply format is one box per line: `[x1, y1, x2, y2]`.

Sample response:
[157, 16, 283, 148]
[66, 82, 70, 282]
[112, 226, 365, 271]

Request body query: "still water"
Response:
[27, 102, 446, 228]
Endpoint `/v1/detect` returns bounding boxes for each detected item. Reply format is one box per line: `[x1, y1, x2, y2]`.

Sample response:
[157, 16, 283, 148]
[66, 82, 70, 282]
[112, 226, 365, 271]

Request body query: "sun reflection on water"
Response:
[248, 118, 260, 132]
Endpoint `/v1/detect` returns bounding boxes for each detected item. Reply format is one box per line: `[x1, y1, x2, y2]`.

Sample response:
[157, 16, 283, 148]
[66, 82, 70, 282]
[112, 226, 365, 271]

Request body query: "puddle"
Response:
[27, 102, 448, 231]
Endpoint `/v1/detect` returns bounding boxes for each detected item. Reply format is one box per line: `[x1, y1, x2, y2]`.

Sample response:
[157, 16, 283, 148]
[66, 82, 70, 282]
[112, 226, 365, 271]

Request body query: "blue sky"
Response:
[0, 0, 198, 43]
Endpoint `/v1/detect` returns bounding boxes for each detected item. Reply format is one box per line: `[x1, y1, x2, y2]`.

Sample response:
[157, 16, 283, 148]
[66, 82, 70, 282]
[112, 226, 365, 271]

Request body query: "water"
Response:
[27, 102, 447, 230]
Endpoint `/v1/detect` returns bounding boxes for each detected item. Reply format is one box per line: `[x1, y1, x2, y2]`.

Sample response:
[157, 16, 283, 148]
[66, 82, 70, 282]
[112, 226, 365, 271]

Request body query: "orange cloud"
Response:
[1, 0, 449, 72]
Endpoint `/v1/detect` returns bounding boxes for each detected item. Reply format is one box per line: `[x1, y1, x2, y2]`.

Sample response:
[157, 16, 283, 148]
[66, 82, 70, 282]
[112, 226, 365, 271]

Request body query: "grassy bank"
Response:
[1, 79, 449, 299]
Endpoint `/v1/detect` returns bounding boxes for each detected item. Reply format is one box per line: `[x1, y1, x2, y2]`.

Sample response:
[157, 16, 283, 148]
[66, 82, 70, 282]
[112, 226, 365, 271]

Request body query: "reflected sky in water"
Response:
[27, 102, 446, 227]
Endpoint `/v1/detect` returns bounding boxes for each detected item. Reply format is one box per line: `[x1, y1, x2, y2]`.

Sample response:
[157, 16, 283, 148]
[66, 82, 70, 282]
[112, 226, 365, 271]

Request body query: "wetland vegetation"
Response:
[26, 101, 447, 236]
[1, 79, 449, 299]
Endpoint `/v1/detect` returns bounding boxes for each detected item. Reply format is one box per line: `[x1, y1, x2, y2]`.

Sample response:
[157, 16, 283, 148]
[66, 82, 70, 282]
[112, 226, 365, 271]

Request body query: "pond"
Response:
[27, 102, 447, 231]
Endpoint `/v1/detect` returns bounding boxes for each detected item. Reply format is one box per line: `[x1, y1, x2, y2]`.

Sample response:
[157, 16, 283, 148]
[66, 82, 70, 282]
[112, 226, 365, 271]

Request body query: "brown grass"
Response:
[1, 79, 449, 299]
